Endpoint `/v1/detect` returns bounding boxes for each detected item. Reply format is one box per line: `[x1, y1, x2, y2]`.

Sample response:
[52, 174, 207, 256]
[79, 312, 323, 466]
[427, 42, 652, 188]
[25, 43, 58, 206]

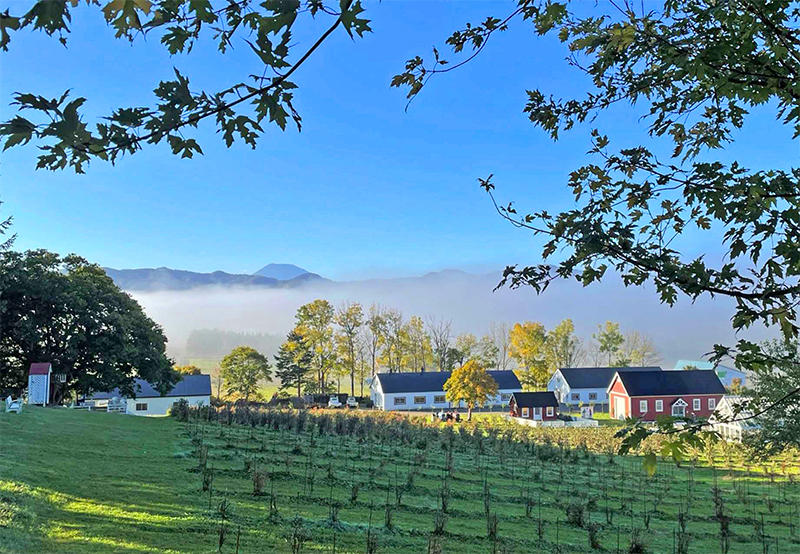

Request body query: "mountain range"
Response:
[102, 266, 326, 291]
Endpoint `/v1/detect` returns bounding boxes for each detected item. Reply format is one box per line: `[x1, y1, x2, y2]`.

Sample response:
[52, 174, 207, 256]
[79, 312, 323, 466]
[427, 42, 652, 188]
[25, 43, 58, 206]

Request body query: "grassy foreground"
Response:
[2, 405, 800, 554]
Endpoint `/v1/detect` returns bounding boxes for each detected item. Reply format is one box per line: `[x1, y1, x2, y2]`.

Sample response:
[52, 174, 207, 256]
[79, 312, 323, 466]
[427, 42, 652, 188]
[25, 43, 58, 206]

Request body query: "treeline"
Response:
[235, 299, 664, 398]
[184, 329, 283, 359]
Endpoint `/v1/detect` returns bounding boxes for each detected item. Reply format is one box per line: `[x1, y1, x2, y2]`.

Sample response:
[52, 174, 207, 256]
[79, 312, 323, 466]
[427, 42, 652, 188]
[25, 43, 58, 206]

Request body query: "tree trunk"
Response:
[350, 370, 355, 397]
[468, 406, 473, 421]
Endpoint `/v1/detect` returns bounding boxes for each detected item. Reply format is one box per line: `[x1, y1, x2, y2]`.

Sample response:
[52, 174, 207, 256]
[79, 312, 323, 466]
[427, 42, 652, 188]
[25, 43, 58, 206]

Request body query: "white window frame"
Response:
[672, 399, 687, 417]
[708, 398, 716, 410]
[393, 396, 406, 406]
[414, 396, 427, 405]
[433, 395, 446, 404]
[639, 400, 648, 413]
[135, 402, 148, 411]
[546, 406, 554, 417]
[655, 400, 663, 412]
[521, 407, 530, 418]
[693, 398, 701, 411]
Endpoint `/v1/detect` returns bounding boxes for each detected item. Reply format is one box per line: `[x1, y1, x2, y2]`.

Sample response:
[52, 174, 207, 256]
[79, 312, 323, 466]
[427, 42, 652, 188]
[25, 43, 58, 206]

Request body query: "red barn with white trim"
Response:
[607, 370, 726, 421]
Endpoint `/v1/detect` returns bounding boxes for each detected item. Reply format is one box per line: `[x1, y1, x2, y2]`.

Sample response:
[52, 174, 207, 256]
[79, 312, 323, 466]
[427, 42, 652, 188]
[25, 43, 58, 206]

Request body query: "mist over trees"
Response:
[183, 329, 283, 361]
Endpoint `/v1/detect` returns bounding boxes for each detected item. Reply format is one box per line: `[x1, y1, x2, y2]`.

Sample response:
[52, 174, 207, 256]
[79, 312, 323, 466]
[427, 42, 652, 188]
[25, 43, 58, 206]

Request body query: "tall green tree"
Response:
[295, 299, 335, 394]
[0, 249, 176, 399]
[508, 321, 549, 389]
[453, 333, 479, 367]
[393, 0, 800, 455]
[546, 319, 583, 369]
[742, 339, 800, 456]
[592, 322, 625, 366]
[219, 346, 271, 401]
[364, 303, 387, 378]
[0, 0, 372, 172]
[334, 301, 363, 396]
[274, 329, 312, 399]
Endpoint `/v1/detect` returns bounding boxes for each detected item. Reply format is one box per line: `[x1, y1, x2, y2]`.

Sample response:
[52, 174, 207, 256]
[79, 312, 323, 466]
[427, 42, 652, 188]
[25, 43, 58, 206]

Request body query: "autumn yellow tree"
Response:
[508, 321, 549, 390]
[174, 364, 202, 376]
[443, 360, 498, 421]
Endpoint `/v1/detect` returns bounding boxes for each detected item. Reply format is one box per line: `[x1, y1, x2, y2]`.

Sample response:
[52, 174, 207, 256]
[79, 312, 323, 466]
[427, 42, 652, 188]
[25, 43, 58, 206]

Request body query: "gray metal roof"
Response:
[558, 366, 662, 389]
[375, 370, 521, 394]
[91, 374, 211, 399]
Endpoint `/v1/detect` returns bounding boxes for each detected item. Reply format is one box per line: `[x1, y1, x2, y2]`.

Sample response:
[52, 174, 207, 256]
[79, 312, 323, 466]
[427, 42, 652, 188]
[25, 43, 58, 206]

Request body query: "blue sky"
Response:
[1, 1, 795, 280]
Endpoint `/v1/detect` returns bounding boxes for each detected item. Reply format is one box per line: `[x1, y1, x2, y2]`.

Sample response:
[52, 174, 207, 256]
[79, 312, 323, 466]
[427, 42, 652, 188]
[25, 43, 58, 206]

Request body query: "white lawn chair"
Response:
[5, 395, 22, 414]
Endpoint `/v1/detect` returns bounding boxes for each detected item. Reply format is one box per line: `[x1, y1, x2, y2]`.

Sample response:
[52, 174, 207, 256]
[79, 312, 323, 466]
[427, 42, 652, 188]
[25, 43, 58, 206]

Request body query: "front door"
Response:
[533, 407, 542, 420]
[614, 396, 626, 420]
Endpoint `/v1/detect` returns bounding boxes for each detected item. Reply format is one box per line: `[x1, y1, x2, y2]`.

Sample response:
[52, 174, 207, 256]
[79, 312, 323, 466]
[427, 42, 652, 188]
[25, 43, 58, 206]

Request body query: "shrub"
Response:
[566, 503, 585, 527]
[170, 399, 190, 421]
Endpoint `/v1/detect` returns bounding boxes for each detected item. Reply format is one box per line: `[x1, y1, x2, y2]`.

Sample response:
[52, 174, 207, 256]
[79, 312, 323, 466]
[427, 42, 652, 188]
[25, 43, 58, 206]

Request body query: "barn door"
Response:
[614, 396, 626, 420]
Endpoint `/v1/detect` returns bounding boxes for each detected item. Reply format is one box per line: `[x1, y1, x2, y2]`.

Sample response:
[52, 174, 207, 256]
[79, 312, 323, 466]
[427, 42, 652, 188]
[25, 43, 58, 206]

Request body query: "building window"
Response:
[393, 397, 406, 405]
[434, 395, 446, 404]
[546, 406, 554, 417]
[693, 398, 701, 411]
[672, 401, 686, 417]
[588, 393, 597, 401]
[571, 393, 580, 401]
[500, 393, 511, 402]
[521, 407, 530, 418]
[655, 400, 663, 412]
[135, 403, 148, 411]
[639, 400, 648, 413]
[414, 396, 427, 405]
[708, 398, 716, 410]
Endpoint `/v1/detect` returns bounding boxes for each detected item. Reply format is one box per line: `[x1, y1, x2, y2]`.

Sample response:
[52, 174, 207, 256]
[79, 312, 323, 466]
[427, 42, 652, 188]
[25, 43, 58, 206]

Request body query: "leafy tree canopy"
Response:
[443, 360, 499, 420]
[0, 249, 176, 397]
[219, 345, 271, 401]
[0, 0, 371, 172]
[174, 364, 202, 375]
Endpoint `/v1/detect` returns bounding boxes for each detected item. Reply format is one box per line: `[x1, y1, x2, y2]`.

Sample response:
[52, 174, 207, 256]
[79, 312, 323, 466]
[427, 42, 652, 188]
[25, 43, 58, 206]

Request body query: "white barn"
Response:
[369, 370, 522, 411]
[91, 374, 211, 416]
[547, 366, 662, 408]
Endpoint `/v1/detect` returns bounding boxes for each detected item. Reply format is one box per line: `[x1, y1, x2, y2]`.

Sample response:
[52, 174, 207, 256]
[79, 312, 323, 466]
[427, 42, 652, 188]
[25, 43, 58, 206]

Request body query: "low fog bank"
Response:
[131, 271, 773, 368]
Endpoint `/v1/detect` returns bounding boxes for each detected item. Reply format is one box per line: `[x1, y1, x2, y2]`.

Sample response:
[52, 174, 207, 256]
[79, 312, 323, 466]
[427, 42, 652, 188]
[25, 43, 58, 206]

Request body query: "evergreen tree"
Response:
[274, 329, 313, 399]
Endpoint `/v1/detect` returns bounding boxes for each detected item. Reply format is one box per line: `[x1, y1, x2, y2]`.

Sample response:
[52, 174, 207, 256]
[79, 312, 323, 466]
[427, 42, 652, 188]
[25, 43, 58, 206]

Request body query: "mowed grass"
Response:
[2, 405, 800, 554]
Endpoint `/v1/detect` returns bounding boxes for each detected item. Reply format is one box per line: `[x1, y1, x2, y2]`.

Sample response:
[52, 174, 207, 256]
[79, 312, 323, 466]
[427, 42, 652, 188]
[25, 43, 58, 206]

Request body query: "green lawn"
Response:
[2, 404, 799, 554]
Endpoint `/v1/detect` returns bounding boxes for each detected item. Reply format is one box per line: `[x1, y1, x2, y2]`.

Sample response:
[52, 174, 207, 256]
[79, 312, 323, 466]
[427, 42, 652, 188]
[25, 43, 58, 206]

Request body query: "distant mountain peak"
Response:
[253, 263, 309, 280]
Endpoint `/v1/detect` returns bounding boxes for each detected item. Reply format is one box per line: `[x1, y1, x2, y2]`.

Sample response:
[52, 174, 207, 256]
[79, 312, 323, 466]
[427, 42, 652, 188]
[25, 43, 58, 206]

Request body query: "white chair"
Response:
[5, 395, 22, 414]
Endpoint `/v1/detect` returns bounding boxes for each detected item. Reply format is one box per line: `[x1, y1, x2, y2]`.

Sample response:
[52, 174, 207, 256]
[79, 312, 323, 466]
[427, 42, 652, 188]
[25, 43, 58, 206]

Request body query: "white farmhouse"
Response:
[369, 370, 522, 411]
[91, 374, 211, 416]
[547, 366, 662, 408]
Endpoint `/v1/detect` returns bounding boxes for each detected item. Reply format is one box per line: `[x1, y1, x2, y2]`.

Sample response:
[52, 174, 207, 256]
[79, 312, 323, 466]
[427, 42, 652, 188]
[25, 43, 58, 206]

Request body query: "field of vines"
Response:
[177, 404, 800, 554]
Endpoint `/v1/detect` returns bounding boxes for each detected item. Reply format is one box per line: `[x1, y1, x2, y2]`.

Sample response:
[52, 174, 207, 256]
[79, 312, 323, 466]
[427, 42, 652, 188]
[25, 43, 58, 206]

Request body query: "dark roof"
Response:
[91, 374, 212, 399]
[557, 367, 662, 389]
[613, 370, 725, 397]
[375, 370, 521, 394]
[29, 363, 52, 375]
[511, 392, 559, 408]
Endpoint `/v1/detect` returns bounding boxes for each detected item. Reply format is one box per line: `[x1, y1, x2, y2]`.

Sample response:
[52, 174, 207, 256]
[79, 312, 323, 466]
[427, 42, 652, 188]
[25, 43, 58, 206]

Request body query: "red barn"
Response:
[509, 392, 559, 421]
[608, 370, 726, 421]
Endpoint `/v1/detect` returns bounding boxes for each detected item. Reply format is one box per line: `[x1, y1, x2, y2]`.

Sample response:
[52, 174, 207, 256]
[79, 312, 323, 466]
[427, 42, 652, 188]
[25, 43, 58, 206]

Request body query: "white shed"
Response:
[27, 363, 52, 406]
[91, 374, 211, 416]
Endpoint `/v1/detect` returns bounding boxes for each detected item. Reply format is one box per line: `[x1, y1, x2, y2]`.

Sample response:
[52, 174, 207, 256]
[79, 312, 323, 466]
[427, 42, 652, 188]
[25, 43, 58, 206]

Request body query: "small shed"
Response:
[509, 391, 560, 421]
[28, 363, 52, 406]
